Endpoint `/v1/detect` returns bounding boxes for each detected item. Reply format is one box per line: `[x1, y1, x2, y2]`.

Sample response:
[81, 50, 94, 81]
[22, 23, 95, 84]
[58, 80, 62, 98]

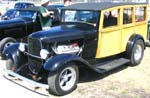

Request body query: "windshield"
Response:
[62, 10, 99, 25]
[14, 10, 37, 19]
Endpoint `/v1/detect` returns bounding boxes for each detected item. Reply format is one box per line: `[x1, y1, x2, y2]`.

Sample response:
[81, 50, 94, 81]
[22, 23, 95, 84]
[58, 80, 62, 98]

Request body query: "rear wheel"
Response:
[128, 39, 144, 66]
[48, 63, 79, 96]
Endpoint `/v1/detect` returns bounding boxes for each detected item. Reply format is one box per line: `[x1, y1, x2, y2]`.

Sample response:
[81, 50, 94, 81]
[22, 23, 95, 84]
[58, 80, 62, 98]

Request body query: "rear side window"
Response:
[135, 7, 146, 22]
[123, 8, 132, 24]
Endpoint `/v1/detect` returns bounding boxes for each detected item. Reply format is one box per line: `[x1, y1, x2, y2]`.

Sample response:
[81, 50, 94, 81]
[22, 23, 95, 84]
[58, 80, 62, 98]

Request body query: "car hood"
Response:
[0, 17, 34, 29]
[29, 23, 96, 42]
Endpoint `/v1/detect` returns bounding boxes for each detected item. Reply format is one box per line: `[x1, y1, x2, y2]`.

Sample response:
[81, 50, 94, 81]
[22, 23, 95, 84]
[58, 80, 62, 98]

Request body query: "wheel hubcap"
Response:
[59, 67, 76, 91]
[134, 44, 142, 61]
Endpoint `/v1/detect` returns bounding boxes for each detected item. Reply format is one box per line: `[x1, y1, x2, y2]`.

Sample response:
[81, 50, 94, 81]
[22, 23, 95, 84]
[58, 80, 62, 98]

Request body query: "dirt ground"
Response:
[52, 47, 150, 98]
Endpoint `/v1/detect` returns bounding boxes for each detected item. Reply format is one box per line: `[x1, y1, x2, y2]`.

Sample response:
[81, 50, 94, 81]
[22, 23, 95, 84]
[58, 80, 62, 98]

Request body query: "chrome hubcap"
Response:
[134, 44, 142, 61]
[59, 67, 76, 91]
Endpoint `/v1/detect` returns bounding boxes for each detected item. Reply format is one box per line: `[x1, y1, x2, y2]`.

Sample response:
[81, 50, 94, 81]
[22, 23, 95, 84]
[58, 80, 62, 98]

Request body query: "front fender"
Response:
[43, 54, 91, 73]
[2, 43, 27, 66]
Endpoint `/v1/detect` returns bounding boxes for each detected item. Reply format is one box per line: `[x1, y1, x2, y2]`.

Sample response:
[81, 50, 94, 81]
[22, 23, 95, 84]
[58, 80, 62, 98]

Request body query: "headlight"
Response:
[19, 43, 26, 52]
[40, 49, 49, 59]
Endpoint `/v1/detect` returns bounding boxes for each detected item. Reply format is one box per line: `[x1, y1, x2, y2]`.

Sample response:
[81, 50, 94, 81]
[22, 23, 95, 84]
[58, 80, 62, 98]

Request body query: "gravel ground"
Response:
[1, 47, 150, 98]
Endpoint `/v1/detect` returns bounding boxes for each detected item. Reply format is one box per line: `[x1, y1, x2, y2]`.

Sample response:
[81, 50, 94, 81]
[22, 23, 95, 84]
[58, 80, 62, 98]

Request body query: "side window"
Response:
[64, 10, 76, 22]
[135, 7, 146, 22]
[103, 9, 118, 28]
[123, 8, 132, 24]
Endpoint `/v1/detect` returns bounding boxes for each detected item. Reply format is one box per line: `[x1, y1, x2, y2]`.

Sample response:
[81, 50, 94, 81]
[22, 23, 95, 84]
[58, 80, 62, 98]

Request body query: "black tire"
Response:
[129, 39, 144, 66]
[48, 63, 79, 96]
[0, 37, 16, 56]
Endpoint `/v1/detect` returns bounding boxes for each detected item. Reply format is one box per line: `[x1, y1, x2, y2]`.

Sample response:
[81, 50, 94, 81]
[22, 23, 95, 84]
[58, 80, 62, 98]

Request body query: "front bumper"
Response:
[1, 59, 49, 89]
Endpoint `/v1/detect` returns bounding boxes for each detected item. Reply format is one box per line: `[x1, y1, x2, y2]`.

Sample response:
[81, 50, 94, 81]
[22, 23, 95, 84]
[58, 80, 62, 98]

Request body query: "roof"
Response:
[14, 5, 62, 12]
[62, 2, 147, 11]
[14, 6, 40, 11]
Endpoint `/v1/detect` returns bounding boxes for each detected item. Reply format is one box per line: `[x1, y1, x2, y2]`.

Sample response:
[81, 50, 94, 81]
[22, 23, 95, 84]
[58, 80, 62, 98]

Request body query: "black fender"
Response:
[2, 43, 27, 67]
[126, 34, 145, 58]
[43, 54, 93, 74]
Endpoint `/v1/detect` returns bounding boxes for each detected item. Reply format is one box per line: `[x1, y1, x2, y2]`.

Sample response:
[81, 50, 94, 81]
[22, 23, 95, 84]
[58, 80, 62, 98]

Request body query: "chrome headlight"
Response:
[19, 43, 26, 52]
[40, 49, 49, 59]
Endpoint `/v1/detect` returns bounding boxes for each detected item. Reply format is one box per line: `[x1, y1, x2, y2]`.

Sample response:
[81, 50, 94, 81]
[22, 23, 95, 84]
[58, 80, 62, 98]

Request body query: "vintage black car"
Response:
[2, 2, 148, 96]
[1, 9, 16, 20]
[0, 6, 61, 55]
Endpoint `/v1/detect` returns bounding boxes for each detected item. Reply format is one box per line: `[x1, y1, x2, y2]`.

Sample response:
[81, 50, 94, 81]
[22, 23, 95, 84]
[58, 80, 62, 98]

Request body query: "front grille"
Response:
[28, 38, 42, 74]
[28, 38, 41, 56]
[28, 56, 43, 74]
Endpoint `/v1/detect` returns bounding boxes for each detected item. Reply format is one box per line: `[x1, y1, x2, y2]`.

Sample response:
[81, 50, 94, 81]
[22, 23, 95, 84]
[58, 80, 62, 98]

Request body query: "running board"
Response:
[3, 69, 49, 89]
[95, 58, 130, 73]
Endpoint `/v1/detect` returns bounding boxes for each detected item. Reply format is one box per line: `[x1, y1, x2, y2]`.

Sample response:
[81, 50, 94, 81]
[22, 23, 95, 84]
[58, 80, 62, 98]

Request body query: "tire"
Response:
[48, 63, 79, 96]
[129, 39, 144, 66]
[0, 37, 16, 56]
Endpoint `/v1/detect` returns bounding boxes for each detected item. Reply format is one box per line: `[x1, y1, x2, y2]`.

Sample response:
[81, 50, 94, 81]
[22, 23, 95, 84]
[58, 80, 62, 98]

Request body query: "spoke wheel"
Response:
[59, 67, 77, 91]
[48, 63, 79, 96]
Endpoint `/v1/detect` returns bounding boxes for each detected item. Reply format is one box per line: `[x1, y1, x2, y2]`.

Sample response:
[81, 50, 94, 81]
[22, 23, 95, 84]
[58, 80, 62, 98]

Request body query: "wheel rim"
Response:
[4, 42, 14, 49]
[134, 44, 142, 61]
[59, 67, 77, 91]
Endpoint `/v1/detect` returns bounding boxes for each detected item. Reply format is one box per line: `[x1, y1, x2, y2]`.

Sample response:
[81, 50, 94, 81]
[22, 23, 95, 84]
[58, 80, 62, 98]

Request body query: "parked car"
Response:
[48, 4, 64, 10]
[1, 9, 16, 20]
[47, 4, 64, 26]
[14, 2, 35, 8]
[2, 2, 148, 96]
[0, 6, 61, 56]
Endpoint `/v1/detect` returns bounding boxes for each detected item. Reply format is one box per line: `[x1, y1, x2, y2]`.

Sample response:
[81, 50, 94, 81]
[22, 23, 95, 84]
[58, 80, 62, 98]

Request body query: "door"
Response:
[96, 8, 122, 58]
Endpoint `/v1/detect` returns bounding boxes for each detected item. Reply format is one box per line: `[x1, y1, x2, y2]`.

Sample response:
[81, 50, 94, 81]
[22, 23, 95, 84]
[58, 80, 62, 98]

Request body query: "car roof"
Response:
[47, 4, 64, 9]
[14, 6, 61, 12]
[13, 6, 39, 11]
[15, 2, 34, 5]
[62, 2, 147, 11]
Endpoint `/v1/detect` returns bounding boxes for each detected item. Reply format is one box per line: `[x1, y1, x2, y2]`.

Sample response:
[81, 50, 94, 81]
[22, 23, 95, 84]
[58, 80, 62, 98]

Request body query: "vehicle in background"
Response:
[14, 2, 35, 8]
[48, 4, 64, 9]
[1, 5, 63, 22]
[3, 2, 147, 96]
[47, 4, 64, 25]
[1, 9, 16, 20]
[0, 6, 61, 56]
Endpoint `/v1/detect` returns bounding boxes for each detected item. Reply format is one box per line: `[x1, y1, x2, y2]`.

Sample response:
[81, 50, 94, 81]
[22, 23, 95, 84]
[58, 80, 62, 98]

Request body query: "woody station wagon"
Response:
[2, 2, 148, 96]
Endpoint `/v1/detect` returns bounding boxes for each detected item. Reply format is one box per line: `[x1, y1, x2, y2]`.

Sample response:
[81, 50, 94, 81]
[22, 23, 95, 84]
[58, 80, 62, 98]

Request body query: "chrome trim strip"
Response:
[24, 52, 42, 59]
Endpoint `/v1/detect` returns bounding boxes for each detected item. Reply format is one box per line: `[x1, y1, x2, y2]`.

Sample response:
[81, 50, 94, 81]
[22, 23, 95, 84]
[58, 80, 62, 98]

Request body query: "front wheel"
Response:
[48, 63, 79, 96]
[129, 39, 144, 66]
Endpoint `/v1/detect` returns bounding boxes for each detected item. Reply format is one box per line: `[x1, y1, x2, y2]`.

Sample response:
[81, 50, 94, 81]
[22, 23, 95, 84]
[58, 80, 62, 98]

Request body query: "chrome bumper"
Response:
[1, 60, 49, 89]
